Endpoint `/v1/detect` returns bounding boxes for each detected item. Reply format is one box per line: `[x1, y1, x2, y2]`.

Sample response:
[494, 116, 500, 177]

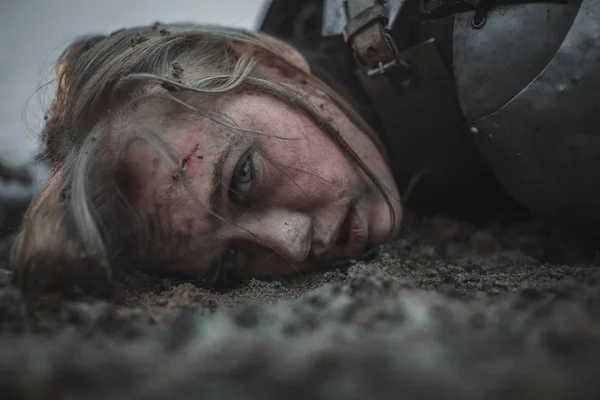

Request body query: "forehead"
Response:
[114, 96, 230, 161]
[114, 91, 313, 205]
[114, 91, 315, 154]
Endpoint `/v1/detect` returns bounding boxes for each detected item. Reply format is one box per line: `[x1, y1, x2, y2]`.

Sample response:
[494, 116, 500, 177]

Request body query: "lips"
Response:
[332, 204, 368, 261]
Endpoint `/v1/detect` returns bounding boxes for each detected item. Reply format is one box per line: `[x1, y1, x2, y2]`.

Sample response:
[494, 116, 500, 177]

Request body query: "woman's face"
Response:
[119, 69, 402, 285]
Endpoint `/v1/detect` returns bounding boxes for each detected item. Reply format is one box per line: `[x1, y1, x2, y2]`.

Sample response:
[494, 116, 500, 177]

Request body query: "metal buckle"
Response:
[367, 59, 399, 77]
[352, 32, 411, 79]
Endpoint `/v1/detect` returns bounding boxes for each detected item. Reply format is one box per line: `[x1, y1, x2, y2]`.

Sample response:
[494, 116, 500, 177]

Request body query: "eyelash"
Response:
[212, 151, 255, 287]
[228, 152, 254, 205]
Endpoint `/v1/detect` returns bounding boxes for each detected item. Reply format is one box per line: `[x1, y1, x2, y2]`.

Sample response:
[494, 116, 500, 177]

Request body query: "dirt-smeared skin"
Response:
[1, 215, 600, 399]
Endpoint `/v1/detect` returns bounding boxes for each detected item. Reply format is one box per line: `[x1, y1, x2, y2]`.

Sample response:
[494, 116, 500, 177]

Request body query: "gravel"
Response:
[1, 214, 600, 399]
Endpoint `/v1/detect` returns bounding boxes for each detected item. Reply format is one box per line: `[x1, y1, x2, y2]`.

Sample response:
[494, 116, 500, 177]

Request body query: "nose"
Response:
[235, 208, 313, 264]
[310, 220, 337, 259]
[309, 204, 343, 259]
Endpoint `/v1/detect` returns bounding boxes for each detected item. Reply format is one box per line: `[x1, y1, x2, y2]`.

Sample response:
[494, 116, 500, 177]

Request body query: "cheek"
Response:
[296, 135, 355, 182]
[261, 138, 355, 205]
[272, 129, 352, 175]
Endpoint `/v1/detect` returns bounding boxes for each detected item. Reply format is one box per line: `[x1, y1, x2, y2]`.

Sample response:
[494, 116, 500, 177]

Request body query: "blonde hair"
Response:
[12, 23, 394, 296]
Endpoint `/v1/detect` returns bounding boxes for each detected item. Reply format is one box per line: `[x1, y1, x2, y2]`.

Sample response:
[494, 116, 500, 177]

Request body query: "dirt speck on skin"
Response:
[2, 214, 600, 399]
[171, 61, 184, 80]
[161, 81, 179, 93]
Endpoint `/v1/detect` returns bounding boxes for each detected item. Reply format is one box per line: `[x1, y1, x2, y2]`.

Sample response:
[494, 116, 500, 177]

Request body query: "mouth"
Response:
[332, 204, 369, 261]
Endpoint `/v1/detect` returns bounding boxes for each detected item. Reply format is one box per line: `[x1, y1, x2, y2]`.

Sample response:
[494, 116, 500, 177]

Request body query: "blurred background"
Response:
[0, 0, 268, 233]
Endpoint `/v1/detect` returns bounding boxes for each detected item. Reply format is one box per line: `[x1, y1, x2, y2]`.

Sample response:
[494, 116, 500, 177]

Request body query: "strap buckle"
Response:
[350, 32, 409, 78]
[343, 0, 411, 80]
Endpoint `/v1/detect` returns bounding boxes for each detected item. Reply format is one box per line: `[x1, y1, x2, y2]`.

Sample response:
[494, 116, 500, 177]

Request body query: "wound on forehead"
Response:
[173, 143, 201, 181]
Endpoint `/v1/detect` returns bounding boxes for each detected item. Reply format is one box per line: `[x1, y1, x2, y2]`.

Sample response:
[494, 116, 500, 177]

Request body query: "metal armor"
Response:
[259, 0, 600, 241]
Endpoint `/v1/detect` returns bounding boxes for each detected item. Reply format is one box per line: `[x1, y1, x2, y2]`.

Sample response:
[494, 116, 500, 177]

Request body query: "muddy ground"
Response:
[1, 213, 600, 399]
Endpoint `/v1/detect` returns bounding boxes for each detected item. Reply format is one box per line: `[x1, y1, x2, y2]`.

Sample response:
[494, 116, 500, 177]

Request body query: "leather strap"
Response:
[344, 3, 388, 41]
[343, 0, 407, 78]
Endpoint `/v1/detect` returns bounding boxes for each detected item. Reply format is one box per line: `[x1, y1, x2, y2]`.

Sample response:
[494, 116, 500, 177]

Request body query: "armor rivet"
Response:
[471, 14, 487, 30]
[469, 126, 480, 136]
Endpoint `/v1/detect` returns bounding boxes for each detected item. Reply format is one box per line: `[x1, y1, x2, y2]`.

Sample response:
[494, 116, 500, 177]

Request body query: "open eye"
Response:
[228, 152, 253, 204]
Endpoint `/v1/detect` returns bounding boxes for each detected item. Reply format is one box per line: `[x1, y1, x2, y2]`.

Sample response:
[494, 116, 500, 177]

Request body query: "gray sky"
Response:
[0, 0, 267, 167]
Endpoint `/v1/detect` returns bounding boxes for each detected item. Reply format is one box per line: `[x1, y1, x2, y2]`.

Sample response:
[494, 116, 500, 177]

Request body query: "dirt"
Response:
[171, 61, 184, 80]
[130, 33, 149, 48]
[1, 213, 600, 399]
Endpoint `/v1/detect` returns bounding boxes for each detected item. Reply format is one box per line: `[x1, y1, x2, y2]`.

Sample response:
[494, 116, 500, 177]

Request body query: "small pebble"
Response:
[425, 269, 439, 278]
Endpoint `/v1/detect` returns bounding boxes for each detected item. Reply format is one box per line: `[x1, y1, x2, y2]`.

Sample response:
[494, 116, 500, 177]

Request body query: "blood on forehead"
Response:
[172, 142, 201, 181]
